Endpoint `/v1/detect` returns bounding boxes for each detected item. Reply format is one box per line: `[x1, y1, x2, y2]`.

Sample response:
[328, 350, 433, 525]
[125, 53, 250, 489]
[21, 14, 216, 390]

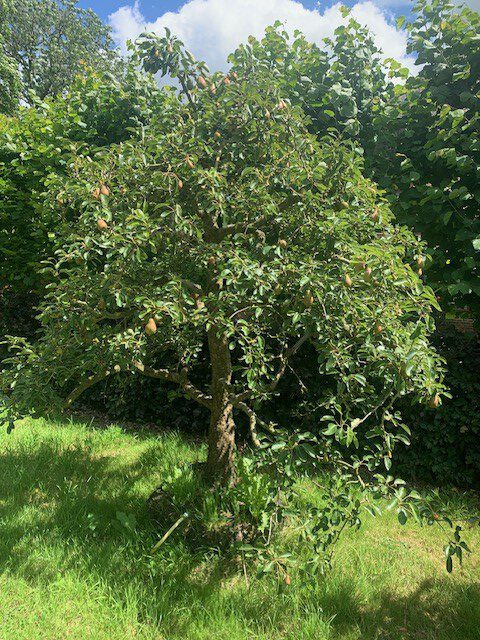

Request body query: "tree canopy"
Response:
[0, 0, 118, 106]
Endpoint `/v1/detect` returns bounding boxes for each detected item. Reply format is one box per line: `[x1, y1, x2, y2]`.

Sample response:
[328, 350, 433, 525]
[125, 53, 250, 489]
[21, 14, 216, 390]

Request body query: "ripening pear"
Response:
[278, 239, 287, 249]
[214, 130, 221, 138]
[371, 208, 379, 221]
[364, 266, 372, 281]
[145, 318, 157, 336]
[177, 179, 183, 189]
[100, 184, 110, 196]
[340, 201, 349, 210]
[224, 76, 230, 85]
[374, 322, 383, 334]
[186, 156, 195, 169]
[416, 255, 425, 267]
[304, 290, 314, 306]
[97, 218, 108, 231]
[345, 274, 353, 287]
[198, 76, 207, 87]
[429, 394, 440, 409]
[92, 187, 100, 199]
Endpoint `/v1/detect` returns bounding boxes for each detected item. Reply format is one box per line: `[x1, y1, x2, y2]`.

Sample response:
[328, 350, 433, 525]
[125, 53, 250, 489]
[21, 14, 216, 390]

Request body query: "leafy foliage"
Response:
[396, 324, 480, 487]
[0, 0, 20, 115]
[0, 64, 163, 304]
[230, 12, 394, 158]
[0, 0, 118, 104]
[237, 2, 480, 318]
[374, 0, 480, 315]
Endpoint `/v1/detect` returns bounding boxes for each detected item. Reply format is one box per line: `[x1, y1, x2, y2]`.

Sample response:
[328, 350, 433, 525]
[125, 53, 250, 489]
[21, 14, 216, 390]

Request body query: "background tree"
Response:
[0, 0, 20, 114]
[373, 0, 480, 317]
[0, 0, 118, 104]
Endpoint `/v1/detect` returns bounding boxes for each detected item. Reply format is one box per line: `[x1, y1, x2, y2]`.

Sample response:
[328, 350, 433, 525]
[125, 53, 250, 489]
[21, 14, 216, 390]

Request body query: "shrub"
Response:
[396, 323, 480, 487]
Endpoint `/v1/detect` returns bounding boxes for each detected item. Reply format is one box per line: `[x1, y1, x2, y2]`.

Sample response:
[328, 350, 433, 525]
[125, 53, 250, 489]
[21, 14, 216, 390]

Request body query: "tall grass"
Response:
[0, 416, 478, 640]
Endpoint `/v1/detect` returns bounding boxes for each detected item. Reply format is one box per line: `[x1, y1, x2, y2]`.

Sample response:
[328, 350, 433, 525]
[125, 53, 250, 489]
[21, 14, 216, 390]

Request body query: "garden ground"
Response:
[0, 416, 479, 640]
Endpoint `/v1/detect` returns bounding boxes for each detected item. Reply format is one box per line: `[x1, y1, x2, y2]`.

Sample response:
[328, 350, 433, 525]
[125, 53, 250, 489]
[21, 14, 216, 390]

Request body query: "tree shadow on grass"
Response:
[0, 436, 225, 599]
[0, 431, 479, 639]
[320, 577, 480, 640]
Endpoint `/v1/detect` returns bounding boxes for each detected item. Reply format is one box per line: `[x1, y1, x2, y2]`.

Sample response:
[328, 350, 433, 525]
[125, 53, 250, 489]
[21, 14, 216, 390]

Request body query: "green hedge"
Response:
[395, 323, 480, 487]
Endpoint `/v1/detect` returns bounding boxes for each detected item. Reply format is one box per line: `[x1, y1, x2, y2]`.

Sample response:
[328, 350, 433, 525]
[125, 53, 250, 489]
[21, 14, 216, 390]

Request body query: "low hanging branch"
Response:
[133, 361, 212, 408]
[64, 370, 111, 408]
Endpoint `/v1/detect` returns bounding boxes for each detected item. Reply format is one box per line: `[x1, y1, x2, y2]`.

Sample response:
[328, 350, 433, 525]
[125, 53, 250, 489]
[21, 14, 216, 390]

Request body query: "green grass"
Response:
[0, 417, 479, 640]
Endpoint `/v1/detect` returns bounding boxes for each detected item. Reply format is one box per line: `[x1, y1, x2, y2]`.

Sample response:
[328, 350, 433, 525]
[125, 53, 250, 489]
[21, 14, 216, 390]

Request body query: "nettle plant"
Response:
[1, 33, 469, 574]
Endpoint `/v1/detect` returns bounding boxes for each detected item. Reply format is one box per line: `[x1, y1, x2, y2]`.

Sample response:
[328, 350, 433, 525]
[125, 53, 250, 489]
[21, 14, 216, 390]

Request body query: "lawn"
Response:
[0, 416, 479, 640]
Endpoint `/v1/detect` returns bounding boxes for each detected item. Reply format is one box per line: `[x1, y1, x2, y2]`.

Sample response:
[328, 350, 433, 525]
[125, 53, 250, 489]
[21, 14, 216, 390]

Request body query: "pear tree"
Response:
[1, 34, 450, 519]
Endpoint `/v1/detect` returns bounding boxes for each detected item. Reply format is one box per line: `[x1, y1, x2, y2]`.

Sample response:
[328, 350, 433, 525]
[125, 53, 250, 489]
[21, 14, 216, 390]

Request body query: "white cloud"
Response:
[109, 0, 416, 73]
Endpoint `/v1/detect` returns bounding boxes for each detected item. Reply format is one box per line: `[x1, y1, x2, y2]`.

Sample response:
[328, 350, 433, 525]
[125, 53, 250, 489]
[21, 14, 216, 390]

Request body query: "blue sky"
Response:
[80, 0, 477, 75]
[80, 1, 363, 21]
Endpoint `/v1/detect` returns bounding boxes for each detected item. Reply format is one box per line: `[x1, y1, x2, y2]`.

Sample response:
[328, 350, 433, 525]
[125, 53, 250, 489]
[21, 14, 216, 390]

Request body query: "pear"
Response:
[100, 184, 110, 196]
[429, 394, 440, 409]
[92, 187, 100, 199]
[345, 274, 353, 287]
[198, 76, 207, 87]
[278, 239, 287, 249]
[145, 318, 157, 336]
[97, 218, 108, 231]
[304, 289, 314, 306]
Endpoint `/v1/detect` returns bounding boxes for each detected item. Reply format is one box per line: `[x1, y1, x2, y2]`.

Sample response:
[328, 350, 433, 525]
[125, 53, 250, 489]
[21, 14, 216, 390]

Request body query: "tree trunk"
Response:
[205, 328, 236, 485]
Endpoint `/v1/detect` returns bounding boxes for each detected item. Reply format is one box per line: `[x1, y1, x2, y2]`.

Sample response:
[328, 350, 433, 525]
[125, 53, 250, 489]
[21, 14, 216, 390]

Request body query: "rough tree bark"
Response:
[205, 327, 236, 485]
